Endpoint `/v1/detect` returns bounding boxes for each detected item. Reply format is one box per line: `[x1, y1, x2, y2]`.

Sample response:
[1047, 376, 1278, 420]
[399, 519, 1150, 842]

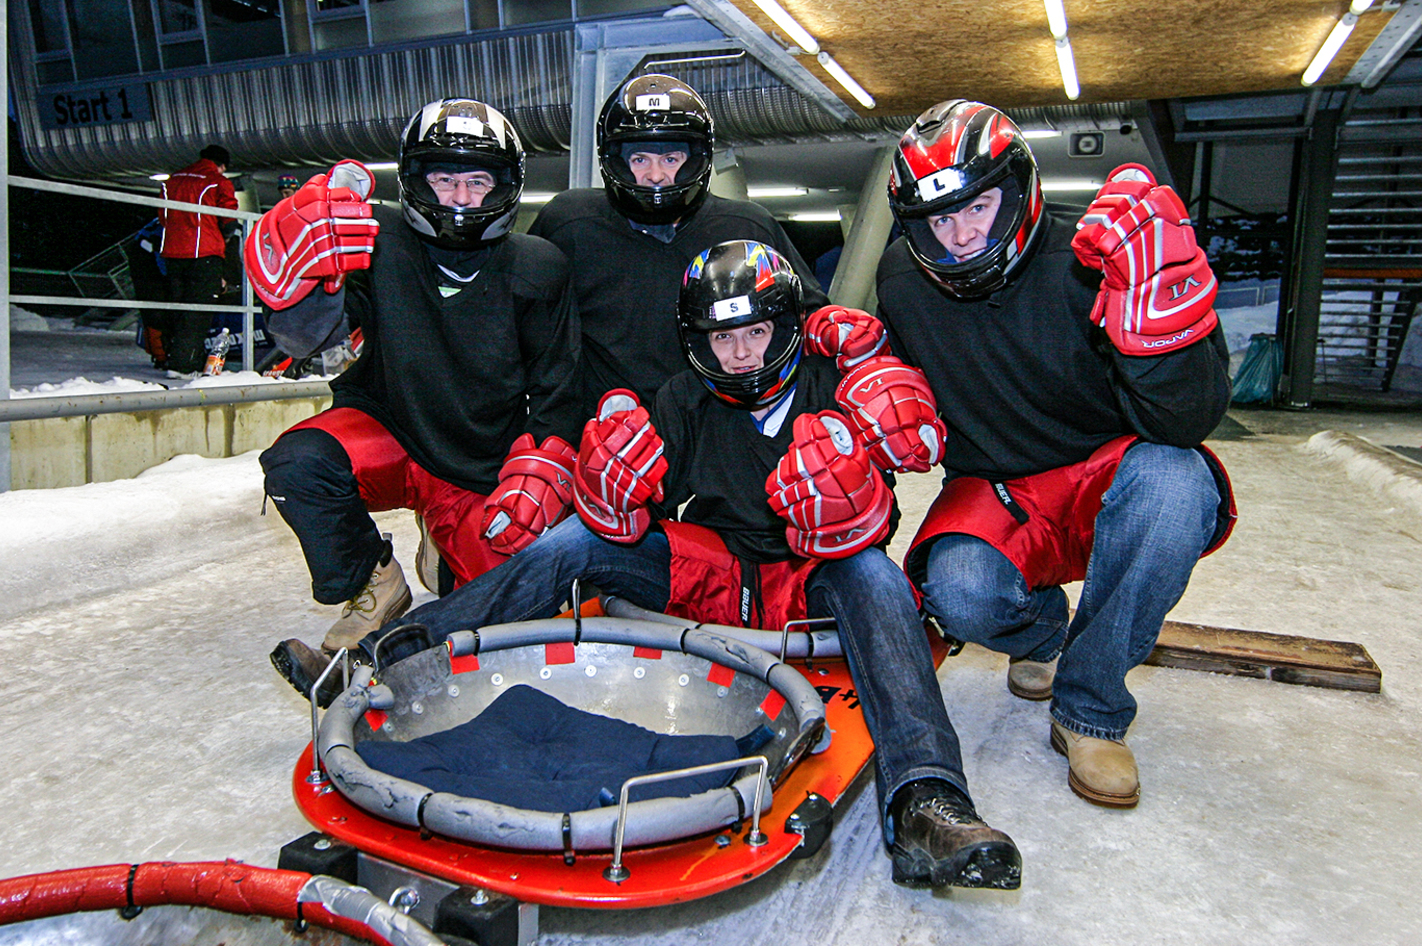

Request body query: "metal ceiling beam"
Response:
[1346, 0, 1422, 88]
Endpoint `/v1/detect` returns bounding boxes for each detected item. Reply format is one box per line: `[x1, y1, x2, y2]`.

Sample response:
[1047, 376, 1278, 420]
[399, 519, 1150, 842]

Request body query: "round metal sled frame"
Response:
[293, 597, 949, 909]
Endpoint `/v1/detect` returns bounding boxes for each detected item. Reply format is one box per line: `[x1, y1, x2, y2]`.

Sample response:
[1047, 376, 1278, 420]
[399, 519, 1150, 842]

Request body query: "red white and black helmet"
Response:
[398, 98, 525, 250]
[888, 100, 1045, 299]
[598, 74, 715, 225]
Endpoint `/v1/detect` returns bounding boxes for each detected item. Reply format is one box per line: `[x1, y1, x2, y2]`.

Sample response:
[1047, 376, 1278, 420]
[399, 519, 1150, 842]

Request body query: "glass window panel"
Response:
[577, 0, 670, 17]
[469, 0, 497, 31]
[28, 0, 69, 53]
[205, 0, 284, 63]
[67, 0, 141, 79]
[369, 0, 463, 44]
[313, 15, 369, 49]
[504, 0, 571, 27]
[155, 0, 200, 34]
[161, 37, 207, 68]
[38, 59, 77, 85]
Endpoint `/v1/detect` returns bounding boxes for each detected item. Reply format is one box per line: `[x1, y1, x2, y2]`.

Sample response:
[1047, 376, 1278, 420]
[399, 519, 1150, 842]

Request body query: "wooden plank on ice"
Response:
[1145, 621, 1381, 693]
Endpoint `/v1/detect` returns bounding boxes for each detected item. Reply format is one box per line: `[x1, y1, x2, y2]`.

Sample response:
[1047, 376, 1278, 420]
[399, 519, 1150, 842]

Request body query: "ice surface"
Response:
[2, 412, 1421, 944]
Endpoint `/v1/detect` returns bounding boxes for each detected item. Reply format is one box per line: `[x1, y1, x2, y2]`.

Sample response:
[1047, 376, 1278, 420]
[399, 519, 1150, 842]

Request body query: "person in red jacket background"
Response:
[159, 144, 238, 377]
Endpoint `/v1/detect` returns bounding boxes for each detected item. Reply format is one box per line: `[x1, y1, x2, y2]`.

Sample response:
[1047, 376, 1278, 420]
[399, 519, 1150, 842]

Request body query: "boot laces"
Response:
[912, 793, 980, 827]
[340, 569, 381, 618]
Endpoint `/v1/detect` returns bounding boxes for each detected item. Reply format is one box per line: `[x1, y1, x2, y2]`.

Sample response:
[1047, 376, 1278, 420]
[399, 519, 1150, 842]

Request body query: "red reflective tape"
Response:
[759, 690, 787, 719]
[545, 642, 576, 665]
[450, 653, 480, 674]
[707, 663, 735, 687]
[365, 709, 387, 731]
[632, 646, 662, 659]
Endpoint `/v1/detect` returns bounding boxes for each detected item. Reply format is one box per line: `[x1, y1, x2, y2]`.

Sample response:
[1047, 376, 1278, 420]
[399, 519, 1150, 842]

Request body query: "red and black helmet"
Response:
[888, 100, 1045, 299]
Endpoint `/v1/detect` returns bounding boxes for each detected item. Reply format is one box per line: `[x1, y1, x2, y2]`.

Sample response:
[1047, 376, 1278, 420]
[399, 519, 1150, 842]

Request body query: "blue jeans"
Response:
[921, 444, 1221, 741]
[361, 516, 970, 838]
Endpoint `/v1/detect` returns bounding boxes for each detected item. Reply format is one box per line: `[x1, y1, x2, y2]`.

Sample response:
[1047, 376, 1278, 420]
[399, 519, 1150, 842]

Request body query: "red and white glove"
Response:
[573, 390, 668, 544]
[766, 411, 892, 560]
[480, 433, 577, 555]
[1071, 163, 1218, 356]
[835, 356, 946, 474]
[803, 305, 889, 370]
[244, 160, 380, 310]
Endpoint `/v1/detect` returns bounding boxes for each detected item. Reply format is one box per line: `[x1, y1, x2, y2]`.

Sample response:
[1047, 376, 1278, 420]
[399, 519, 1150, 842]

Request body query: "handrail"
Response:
[8, 175, 262, 220]
[0, 379, 332, 423]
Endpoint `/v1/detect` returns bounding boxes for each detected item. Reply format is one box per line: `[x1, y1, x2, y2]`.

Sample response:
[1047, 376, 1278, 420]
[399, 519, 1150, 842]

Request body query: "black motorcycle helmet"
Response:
[678, 241, 804, 410]
[598, 74, 714, 225]
[398, 98, 525, 249]
[888, 100, 1045, 299]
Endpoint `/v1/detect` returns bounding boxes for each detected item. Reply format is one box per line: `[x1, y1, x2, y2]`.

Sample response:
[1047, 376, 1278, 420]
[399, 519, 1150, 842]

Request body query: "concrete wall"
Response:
[8, 395, 331, 490]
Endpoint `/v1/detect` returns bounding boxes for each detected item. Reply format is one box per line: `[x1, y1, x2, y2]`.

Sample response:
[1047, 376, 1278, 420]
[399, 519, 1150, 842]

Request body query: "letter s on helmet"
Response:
[398, 98, 524, 249]
[597, 74, 714, 225]
[888, 100, 1046, 299]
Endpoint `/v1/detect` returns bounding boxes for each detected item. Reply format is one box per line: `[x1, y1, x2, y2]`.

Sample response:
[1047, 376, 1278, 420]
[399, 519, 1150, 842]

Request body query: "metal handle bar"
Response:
[604, 754, 769, 884]
[779, 617, 838, 663]
[307, 648, 350, 784]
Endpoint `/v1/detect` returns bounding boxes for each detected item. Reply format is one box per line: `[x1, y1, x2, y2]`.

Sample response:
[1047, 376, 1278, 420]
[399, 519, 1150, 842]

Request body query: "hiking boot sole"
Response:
[270, 640, 344, 708]
[1007, 675, 1053, 701]
[1051, 725, 1141, 809]
[891, 840, 1022, 890]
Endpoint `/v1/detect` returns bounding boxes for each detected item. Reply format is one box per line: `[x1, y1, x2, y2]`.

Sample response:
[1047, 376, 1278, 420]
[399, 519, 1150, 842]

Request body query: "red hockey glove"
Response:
[766, 411, 893, 560]
[835, 356, 946, 474]
[1071, 164, 1218, 356]
[244, 160, 380, 310]
[803, 305, 889, 370]
[573, 390, 668, 544]
[480, 433, 577, 555]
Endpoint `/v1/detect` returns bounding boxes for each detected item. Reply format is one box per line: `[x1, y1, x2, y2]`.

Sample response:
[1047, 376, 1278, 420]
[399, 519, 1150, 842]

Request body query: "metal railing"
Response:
[4, 176, 332, 421]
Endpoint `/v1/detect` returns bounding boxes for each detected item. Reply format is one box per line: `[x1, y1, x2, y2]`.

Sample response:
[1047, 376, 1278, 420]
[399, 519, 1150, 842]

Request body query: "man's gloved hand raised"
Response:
[766, 411, 892, 560]
[803, 305, 889, 370]
[481, 433, 577, 555]
[573, 390, 668, 544]
[1071, 163, 1218, 356]
[244, 160, 380, 310]
[835, 355, 946, 474]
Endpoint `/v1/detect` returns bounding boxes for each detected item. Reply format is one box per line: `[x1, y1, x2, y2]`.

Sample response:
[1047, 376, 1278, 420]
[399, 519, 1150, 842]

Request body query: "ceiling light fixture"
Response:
[747, 186, 809, 198]
[748, 0, 820, 55]
[521, 192, 557, 204]
[1040, 179, 1103, 192]
[1021, 128, 1063, 140]
[789, 211, 842, 222]
[1302, 0, 1375, 86]
[364, 161, 399, 171]
[817, 51, 876, 109]
[1043, 0, 1080, 101]
[149, 173, 169, 181]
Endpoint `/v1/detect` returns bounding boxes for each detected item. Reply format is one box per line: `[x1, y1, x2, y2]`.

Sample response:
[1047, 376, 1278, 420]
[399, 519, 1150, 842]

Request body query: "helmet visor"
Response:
[403, 152, 520, 209]
[900, 177, 1025, 275]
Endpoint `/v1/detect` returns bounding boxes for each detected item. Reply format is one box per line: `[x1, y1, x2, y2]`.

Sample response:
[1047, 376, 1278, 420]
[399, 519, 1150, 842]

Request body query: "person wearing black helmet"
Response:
[529, 73, 830, 418]
[249, 98, 583, 660]
[847, 100, 1236, 809]
[271, 239, 1021, 891]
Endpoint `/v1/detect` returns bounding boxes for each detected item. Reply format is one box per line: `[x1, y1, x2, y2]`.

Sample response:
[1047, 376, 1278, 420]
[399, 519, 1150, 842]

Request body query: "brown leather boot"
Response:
[1050, 721, 1140, 808]
[1007, 655, 1057, 701]
[322, 547, 412, 654]
[889, 779, 1022, 890]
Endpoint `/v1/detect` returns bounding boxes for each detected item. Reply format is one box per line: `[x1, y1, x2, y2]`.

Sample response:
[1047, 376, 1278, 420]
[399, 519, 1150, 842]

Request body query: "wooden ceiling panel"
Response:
[725, 0, 1397, 114]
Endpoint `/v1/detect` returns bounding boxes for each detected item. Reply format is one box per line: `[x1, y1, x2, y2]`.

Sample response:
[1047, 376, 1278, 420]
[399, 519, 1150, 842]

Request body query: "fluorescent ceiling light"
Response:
[521, 192, 557, 204]
[789, 211, 842, 222]
[149, 173, 169, 181]
[1040, 179, 1102, 192]
[364, 161, 398, 171]
[1043, 0, 1069, 39]
[748, 0, 820, 55]
[1302, 0, 1374, 86]
[1055, 37, 1081, 101]
[1021, 129, 1063, 140]
[817, 51, 876, 109]
[747, 186, 808, 198]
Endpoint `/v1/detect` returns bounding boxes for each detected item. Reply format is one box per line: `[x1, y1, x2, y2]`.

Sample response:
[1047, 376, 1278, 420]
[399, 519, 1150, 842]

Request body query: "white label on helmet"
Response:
[712, 295, 752, 321]
[446, 114, 485, 137]
[635, 93, 671, 112]
[917, 167, 968, 203]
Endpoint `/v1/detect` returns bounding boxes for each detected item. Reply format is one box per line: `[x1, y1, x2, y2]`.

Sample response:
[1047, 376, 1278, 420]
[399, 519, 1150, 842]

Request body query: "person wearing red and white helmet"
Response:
[252, 99, 583, 661]
[856, 100, 1238, 810]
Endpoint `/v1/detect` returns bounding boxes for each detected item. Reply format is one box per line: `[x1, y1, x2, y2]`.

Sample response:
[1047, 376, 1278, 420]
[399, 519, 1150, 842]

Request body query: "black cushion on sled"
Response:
[355, 684, 742, 812]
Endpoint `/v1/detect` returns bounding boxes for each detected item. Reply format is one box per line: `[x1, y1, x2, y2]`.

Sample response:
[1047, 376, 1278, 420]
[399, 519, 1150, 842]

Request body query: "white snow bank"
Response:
[1301, 430, 1422, 519]
[9, 305, 48, 332]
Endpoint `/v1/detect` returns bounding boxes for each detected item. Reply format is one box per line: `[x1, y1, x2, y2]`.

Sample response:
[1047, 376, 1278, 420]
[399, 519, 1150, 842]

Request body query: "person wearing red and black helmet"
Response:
[249, 98, 583, 660]
[529, 73, 829, 420]
[830, 100, 1236, 810]
[272, 240, 1022, 892]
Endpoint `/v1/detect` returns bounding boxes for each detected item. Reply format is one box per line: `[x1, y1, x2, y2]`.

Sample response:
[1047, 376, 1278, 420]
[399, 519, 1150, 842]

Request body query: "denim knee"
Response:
[921, 534, 1033, 644]
[1106, 444, 1219, 549]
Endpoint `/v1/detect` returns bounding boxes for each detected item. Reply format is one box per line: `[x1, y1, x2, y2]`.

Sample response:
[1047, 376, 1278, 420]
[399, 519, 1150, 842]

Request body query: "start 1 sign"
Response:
[39, 83, 152, 130]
